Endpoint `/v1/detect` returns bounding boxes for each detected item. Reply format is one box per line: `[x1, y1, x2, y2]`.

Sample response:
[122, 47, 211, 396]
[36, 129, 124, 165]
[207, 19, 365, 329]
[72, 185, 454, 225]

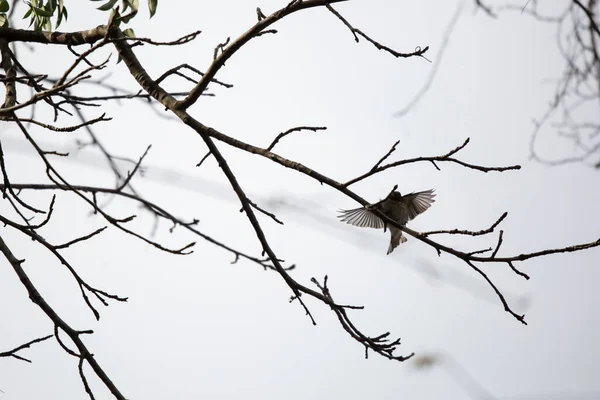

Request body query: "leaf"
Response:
[56, 6, 66, 28]
[97, 0, 118, 11]
[122, 27, 135, 38]
[0, 14, 7, 27]
[0, 1, 10, 13]
[45, 0, 55, 13]
[32, 6, 53, 17]
[107, 7, 120, 27]
[23, 7, 33, 19]
[118, 9, 137, 23]
[122, 0, 138, 12]
[148, 0, 157, 18]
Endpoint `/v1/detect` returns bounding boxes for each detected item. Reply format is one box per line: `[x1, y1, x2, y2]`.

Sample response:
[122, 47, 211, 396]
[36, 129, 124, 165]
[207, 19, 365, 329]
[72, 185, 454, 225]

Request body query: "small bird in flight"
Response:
[338, 189, 435, 254]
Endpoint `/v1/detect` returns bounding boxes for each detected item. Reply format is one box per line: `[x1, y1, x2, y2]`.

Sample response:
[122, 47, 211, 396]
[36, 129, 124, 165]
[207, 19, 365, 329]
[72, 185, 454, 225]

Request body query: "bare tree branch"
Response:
[344, 138, 521, 187]
[423, 212, 508, 237]
[267, 126, 327, 151]
[326, 4, 430, 61]
[1, 3, 599, 398]
[0, 236, 127, 400]
[177, 0, 361, 110]
[0, 334, 53, 363]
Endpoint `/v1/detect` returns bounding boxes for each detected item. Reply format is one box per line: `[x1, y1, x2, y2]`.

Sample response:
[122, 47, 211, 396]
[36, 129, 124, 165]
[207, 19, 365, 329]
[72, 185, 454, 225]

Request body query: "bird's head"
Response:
[389, 191, 403, 201]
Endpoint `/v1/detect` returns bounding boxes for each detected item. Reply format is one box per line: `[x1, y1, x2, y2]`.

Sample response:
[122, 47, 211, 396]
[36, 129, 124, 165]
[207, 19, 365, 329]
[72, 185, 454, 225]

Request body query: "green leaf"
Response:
[118, 9, 137, 23]
[123, 0, 138, 13]
[98, 0, 118, 11]
[32, 6, 53, 17]
[107, 8, 120, 27]
[23, 7, 33, 18]
[0, 14, 7, 27]
[122, 27, 135, 38]
[56, 6, 65, 28]
[148, 0, 157, 18]
[0, 1, 10, 13]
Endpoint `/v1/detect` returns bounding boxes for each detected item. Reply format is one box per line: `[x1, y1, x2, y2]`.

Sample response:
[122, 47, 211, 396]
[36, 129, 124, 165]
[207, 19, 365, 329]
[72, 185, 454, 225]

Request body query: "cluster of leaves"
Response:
[0, 0, 157, 30]
[0, 0, 11, 27]
[23, 0, 67, 31]
[93, 0, 157, 24]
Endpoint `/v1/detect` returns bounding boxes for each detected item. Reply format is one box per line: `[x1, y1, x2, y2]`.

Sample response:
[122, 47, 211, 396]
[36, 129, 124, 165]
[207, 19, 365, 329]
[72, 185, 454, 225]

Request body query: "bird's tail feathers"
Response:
[387, 230, 407, 255]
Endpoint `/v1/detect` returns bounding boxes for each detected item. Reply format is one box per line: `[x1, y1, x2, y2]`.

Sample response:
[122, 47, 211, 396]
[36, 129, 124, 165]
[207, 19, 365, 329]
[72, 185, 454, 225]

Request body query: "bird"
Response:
[338, 189, 435, 254]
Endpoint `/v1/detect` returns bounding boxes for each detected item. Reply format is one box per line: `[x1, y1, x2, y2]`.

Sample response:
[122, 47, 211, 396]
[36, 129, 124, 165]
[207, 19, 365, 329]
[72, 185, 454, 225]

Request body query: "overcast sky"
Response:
[1, 1, 599, 399]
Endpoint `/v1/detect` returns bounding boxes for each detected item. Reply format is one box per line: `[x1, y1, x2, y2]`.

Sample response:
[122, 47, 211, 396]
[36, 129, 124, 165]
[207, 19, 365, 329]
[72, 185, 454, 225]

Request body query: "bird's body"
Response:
[338, 189, 435, 254]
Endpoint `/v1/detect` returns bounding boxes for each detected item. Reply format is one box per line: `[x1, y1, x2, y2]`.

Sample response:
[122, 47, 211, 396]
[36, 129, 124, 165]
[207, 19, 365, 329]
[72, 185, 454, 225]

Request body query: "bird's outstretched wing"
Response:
[337, 206, 384, 229]
[402, 189, 436, 220]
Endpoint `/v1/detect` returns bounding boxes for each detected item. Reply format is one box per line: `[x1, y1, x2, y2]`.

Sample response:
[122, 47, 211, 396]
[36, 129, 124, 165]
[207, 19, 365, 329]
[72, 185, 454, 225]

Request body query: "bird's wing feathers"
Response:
[338, 189, 435, 230]
[403, 189, 436, 220]
[337, 206, 385, 229]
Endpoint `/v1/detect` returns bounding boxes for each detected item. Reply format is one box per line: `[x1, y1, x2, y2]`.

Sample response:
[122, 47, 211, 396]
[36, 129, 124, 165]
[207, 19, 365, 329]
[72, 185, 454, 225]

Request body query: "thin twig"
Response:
[371, 140, 400, 171]
[326, 4, 430, 60]
[267, 126, 327, 151]
[423, 212, 508, 237]
[0, 334, 53, 363]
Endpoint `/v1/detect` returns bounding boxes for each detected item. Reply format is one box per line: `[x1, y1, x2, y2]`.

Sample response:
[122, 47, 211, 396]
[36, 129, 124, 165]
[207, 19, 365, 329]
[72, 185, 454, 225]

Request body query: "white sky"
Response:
[1, 1, 599, 399]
